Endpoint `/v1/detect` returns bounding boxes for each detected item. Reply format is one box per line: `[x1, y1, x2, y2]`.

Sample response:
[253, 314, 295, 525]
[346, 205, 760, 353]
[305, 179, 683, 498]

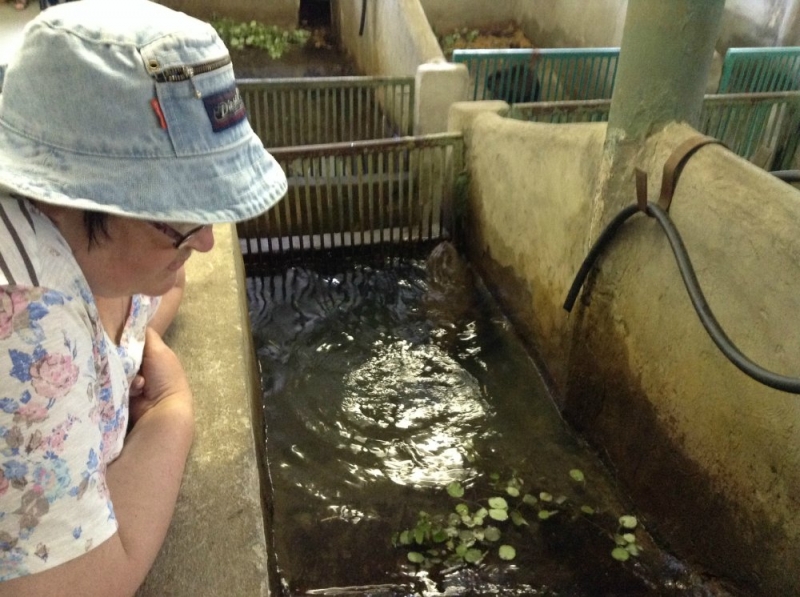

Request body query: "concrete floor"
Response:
[0, 1, 38, 64]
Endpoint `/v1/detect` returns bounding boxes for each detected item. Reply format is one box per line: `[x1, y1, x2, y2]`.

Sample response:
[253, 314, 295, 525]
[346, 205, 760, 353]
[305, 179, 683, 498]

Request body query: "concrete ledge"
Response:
[136, 224, 268, 597]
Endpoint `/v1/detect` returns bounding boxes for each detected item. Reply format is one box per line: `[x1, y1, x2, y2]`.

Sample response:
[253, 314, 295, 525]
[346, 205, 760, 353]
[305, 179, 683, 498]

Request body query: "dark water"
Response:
[231, 41, 356, 79]
[247, 250, 737, 597]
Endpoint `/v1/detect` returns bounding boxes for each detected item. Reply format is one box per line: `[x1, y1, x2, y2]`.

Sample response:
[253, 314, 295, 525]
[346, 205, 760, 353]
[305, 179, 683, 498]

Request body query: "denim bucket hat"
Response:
[0, 0, 287, 224]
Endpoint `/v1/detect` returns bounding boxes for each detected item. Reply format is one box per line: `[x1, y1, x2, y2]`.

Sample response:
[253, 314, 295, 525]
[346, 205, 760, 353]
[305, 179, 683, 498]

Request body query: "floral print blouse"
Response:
[0, 194, 159, 580]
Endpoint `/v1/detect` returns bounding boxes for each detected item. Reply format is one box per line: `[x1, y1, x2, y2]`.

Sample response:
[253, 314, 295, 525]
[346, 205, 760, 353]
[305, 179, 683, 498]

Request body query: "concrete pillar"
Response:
[414, 60, 470, 135]
[608, 0, 725, 140]
[589, 0, 725, 233]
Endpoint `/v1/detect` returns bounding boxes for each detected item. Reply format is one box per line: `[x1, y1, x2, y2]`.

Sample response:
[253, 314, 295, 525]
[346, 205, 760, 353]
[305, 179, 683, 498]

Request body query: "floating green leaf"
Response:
[619, 515, 638, 530]
[580, 505, 595, 515]
[447, 482, 465, 498]
[459, 530, 475, 544]
[464, 548, 484, 563]
[484, 526, 502, 542]
[522, 493, 538, 506]
[489, 508, 508, 521]
[488, 497, 508, 510]
[510, 511, 529, 526]
[432, 529, 448, 543]
[538, 510, 558, 520]
[625, 543, 641, 556]
[506, 486, 520, 497]
[408, 551, 425, 563]
[611, 547, 630, 561]
[569, 469, 585, 482]
[539, 492, 553, 502]
[498, 545, 516, 560]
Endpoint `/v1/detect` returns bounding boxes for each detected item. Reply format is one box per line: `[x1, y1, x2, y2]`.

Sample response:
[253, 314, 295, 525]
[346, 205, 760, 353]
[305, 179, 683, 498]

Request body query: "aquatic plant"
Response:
[392, 469, 642, 569]
[209, 18, 310, 58]
[438, 28, 480, 58]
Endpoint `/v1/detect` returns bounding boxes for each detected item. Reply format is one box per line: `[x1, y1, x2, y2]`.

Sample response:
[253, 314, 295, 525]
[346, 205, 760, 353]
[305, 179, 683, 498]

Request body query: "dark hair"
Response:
[83, 211, 111, 249]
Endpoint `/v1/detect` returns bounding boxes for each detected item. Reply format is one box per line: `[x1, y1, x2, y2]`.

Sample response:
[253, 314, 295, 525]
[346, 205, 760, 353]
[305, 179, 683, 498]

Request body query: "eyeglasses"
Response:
[148, 221, 208, 249]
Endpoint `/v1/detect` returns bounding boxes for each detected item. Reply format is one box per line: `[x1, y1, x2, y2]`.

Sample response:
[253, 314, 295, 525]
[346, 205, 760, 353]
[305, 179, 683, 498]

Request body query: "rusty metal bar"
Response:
[237, 134, 463, 270]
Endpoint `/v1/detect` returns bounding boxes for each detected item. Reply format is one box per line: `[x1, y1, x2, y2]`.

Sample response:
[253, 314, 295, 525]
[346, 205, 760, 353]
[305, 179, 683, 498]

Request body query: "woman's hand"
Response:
[128, 327, 192, 426]
[0, 327, 195, 597]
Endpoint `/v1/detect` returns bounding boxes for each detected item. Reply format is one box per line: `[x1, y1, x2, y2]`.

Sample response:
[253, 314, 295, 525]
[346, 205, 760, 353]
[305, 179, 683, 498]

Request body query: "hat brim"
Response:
[0, 119, 287, 225]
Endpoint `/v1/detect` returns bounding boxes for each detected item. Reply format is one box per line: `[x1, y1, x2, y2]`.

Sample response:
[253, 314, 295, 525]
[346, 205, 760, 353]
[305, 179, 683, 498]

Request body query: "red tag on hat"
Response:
[150, 98, 167, 129]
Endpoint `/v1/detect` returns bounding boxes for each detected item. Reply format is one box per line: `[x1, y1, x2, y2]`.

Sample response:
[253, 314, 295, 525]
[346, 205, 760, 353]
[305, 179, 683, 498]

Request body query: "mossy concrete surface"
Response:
[136, 224, 268, 597]
[451, 102, 800, 595]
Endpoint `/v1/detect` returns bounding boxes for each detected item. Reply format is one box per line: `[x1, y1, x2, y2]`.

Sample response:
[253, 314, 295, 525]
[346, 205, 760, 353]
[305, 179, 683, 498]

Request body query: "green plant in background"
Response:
[210, 18, 311, 58]
[392, 468, 642, 569]
[438, 28, 480, 59]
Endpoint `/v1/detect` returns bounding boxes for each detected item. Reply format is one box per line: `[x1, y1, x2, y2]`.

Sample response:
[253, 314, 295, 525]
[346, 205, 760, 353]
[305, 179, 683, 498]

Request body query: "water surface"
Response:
[248, 255, 737, 597]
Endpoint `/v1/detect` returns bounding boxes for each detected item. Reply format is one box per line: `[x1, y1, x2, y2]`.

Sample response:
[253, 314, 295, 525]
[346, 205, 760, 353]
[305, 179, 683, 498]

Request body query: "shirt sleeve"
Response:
[0, 285, 120, 581]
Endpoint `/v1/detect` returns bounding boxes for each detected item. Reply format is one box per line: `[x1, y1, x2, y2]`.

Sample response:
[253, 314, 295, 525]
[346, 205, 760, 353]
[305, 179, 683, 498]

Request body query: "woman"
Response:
[0, 1, 286, 595]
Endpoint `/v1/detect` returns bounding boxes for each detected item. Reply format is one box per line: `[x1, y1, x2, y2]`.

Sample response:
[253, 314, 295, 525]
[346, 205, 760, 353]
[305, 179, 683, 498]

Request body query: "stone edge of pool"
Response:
[136, 223, 270, 597]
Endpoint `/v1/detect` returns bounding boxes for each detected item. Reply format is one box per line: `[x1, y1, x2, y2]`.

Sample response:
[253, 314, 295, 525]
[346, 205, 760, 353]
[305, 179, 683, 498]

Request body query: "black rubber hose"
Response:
[771, 169, 800, 183]
[564, 202, 800, 394]
[359, 0, 367, 36]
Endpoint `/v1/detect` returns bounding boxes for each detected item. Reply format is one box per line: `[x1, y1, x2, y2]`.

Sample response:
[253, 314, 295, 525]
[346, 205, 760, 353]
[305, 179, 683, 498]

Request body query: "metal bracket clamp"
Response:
[635, 135, 726, 213]
[658, 135, 726, 211]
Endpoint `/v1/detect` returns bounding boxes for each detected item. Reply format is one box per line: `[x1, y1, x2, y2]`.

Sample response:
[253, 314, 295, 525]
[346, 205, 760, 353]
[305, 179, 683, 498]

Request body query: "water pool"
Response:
[246, 250, 736, 597]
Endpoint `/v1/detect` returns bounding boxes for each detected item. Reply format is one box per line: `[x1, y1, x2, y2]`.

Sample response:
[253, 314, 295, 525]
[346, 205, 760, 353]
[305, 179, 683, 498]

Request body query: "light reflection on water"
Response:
[341, 338, 490, 487]
[248, 257, 735, 597]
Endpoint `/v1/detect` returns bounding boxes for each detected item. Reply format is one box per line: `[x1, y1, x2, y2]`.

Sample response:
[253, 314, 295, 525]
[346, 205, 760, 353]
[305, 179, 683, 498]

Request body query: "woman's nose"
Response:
[185, 225, 215, 252]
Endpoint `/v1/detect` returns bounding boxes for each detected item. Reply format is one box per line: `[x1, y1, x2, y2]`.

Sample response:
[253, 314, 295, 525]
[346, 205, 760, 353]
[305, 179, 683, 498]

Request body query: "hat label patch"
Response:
[203, 86, 246, 132]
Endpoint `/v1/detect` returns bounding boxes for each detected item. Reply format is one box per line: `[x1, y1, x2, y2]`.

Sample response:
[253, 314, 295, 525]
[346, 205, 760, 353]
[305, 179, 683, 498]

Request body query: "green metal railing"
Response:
[701, 92, 800, 167]
[508, 91, 800, 170]
[237, 133, 463, 270]
[452, 47, 620, 103]
[239, 76, 414, 148]
[718, 47, 800, 93]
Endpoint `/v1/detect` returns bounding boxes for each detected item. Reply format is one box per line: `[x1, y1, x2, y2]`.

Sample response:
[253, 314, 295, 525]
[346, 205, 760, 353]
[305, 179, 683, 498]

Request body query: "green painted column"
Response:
[588, 0, 726, 230]
[607, 0, 725, 140]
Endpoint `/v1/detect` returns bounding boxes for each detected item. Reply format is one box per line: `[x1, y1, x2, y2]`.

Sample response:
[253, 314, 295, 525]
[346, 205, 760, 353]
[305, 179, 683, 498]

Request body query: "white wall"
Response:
[419, 0, 516, 34]
[515, 0, 627, 48]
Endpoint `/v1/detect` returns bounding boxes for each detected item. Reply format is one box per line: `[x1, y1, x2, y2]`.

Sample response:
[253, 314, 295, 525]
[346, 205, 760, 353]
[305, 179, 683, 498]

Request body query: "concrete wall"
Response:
[450, 104, 800, 596]
[516, 0, 628, 48]
[136, 225, 270, 597]
[420, 0, 800, 56]
[157, 0, 800, 55]
[719, 0, 800, 49]
[332, 0, 469, 135]
[333, 0, 442, 78]
[419, 0, 516, 34]
[156, 0, 300, 27]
